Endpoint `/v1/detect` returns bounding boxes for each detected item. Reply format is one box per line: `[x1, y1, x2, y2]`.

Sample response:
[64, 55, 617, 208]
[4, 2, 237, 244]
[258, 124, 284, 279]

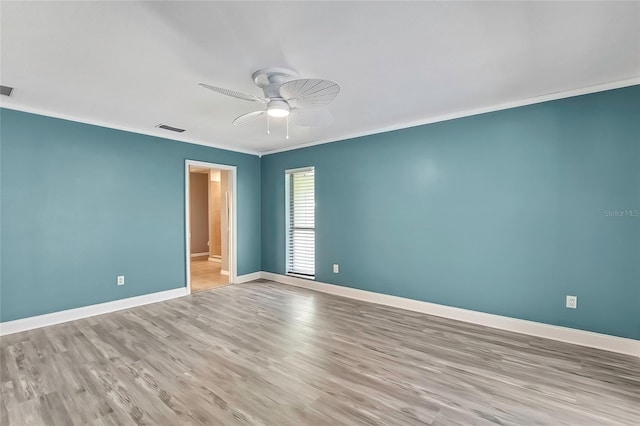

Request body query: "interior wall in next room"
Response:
[189, 171, 209, 254]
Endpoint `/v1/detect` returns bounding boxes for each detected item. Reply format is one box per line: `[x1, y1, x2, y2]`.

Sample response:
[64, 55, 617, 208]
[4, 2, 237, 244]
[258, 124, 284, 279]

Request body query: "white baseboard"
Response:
[190, 252, 209, 258]
[261, 272, 640, 358]
[235, 271, 263, 284]
[4, 272, 637, 357]
[220, 270, 229, 276]
[208, 257, 221, 263]
[0, 287, 188, 336]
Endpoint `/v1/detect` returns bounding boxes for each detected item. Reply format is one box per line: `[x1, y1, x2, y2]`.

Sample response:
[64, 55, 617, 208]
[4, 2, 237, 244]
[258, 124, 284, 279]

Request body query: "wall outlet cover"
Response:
[333, 264, 339, 273]
[566, 295, 577, 309]
[117, 276, 125, 286]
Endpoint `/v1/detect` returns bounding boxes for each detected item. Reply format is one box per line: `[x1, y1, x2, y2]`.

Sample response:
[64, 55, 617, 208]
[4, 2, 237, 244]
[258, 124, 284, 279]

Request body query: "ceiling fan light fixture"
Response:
[267, 100, 290, 118]
[200, 69, 339, 132]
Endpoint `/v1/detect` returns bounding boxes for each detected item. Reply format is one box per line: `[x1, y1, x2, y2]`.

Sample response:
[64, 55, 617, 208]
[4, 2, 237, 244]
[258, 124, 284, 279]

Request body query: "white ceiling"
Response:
[1, 1, 639, 155]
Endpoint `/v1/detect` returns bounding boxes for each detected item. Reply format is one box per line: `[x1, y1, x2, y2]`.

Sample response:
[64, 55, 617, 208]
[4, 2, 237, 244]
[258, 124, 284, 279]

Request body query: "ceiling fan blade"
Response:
[232, 110, 265, 126]
[199, 83, 266, 103]
[280, 79, 340, 107]
[291, 108, 333, 127]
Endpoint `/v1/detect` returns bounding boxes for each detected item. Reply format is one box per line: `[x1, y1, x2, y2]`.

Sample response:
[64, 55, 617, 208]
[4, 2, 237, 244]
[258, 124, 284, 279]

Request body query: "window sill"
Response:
[286, 273, 315, 281]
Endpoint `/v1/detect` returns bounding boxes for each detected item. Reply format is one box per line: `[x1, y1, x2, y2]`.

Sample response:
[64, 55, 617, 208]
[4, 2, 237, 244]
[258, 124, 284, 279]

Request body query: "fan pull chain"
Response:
[267, 114, 270, 135]
[286, 116, 289, 140]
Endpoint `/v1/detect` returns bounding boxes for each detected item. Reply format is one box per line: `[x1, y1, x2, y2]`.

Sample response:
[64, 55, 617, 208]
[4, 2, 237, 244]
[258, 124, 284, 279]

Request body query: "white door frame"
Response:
[185, 160, 238, 294]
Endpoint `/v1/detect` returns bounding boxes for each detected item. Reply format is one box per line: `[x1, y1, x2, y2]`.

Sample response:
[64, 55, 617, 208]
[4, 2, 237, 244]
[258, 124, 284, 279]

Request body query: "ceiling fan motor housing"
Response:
[252, 67, 298, 99]
[252, 67, 297, 86]
[253, 68, 298, 117]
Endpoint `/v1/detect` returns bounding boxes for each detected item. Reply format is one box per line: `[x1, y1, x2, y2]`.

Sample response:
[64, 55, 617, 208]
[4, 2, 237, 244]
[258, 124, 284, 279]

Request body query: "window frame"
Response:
[285, 166, 316, 280]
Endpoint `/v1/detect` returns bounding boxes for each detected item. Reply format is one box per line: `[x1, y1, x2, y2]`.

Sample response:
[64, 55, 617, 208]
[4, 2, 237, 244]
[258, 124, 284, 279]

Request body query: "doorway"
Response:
[185, 160, 237, 293]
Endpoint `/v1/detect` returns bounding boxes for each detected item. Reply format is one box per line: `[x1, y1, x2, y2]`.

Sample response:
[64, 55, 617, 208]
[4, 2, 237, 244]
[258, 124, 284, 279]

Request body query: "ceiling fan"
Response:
[199, 67, 340, 138]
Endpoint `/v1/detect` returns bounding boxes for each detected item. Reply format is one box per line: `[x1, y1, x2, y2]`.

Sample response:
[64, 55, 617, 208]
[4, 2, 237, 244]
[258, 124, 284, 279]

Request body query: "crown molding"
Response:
[260, 77, 640, 156]
[3, 77, 638, 158]
[0, 103, 261, 157]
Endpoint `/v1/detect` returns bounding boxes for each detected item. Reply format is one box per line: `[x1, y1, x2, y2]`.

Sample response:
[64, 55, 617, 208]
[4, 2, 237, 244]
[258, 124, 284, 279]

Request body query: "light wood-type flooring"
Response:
[190, 256, 228, 293]
[1, 280, 638, 425]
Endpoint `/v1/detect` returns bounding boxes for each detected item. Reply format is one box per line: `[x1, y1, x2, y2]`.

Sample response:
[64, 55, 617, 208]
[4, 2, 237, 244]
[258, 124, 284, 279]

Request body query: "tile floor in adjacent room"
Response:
[190, 255, 228, 293]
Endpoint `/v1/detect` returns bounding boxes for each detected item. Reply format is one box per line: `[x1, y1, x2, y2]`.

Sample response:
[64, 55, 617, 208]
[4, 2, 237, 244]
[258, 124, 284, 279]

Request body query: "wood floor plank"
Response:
[1, 280, 638, 425]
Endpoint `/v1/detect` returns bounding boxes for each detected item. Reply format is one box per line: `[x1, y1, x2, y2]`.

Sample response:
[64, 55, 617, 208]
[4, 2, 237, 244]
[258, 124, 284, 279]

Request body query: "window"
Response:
[285, 167, 315, 278]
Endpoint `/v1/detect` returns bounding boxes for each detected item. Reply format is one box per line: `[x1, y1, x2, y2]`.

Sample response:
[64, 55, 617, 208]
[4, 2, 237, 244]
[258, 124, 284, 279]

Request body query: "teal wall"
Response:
[1, 109, 261, 322]
[261, 86, 640, 340]
[2, 87, 639, 339]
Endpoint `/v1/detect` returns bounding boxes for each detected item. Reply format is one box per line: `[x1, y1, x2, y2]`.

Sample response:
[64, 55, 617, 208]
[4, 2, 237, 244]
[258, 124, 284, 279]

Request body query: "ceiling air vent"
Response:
[1, 85, 14, 97]
[157, 124, 186, 133]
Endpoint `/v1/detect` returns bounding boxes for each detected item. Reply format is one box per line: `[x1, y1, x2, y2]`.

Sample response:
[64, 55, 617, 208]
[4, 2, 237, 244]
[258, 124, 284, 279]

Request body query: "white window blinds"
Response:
[286, 167, 315, 277]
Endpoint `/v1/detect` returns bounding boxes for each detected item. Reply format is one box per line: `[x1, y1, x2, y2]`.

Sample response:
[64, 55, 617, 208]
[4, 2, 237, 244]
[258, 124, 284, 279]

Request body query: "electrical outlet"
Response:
[117, 276, 125, 286]
[333, 264, 339, 273]
[566, 295, 577, 309]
